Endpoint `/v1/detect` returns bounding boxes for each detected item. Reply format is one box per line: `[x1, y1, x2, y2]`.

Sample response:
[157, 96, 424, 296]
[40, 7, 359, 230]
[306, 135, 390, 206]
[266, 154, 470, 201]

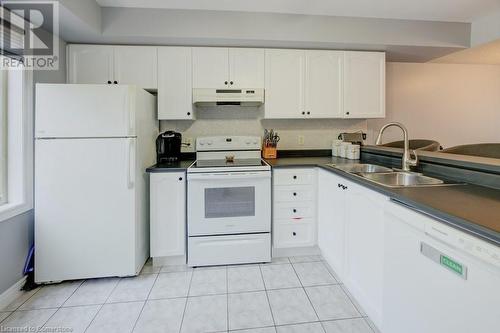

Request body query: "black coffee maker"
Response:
[156, 131, 182, 163]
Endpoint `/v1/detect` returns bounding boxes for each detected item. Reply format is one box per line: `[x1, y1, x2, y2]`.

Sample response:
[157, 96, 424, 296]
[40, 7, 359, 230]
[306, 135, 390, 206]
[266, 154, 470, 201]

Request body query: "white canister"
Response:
[331, 139, 343, 156]
[347, 144, 361, 160]
[340, 142, 351, 158]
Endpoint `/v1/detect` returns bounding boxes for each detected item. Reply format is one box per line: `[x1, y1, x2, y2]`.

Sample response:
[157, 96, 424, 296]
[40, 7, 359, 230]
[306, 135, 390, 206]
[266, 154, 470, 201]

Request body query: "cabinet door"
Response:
[305, 51, 343, 118]
[264, 49, 305, 119]
[150, 172, 186, 257]
[192, 47, 229, 88]
[228, 48, 265, 88]
[343, 182, 387, 328]
[68, 45, 114, 84]
[317, 169, 347, 279]
[344, 51, 385, 118]
[114, 46, 157, 89]
[157, 47, 195, 120]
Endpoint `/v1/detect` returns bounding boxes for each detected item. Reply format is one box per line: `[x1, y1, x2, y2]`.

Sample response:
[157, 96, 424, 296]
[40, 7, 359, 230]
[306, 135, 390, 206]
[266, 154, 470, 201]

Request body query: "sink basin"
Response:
[359, 172, 444, 187]
[331, 163, 393, 174]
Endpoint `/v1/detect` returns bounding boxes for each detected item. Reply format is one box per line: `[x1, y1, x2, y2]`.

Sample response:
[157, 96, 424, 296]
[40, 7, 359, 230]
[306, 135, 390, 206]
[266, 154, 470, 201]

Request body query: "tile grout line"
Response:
[131, 272, 160, 332]
[84, 276, 122, 333]
[289, 260, 325, 333]
[258, 262, 277, 329]
[226, 266, 229, 332]
[178, 266, 195, 333]
[39, 280, 85, 330]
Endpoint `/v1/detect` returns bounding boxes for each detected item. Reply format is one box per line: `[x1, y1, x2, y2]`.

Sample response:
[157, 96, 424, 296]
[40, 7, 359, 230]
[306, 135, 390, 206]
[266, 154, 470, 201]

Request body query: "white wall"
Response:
[367, 62, 500, 148]
[160, 107, 367, 151]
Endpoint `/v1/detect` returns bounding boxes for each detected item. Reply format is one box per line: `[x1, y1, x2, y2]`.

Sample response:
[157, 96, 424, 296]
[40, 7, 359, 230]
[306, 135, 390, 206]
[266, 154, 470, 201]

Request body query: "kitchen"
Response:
[0, 1, 499, 333]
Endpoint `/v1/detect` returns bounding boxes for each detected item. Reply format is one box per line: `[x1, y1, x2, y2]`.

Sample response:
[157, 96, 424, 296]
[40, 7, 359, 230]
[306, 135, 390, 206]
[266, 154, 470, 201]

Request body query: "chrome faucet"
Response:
[375, 122, 418, 171]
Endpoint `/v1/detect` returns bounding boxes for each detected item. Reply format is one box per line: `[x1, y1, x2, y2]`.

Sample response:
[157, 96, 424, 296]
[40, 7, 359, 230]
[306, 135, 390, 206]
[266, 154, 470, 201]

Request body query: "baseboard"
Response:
[0, 276, 27, 311]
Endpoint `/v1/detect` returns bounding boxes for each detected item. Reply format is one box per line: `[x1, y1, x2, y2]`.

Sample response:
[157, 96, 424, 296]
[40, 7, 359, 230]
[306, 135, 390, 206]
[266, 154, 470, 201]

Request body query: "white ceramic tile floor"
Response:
[1, 256, 376, 333]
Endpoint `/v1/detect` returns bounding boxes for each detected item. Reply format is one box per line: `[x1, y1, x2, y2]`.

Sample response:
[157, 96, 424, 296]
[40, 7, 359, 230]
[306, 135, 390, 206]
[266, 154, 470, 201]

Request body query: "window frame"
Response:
[0, 64, 33, 222]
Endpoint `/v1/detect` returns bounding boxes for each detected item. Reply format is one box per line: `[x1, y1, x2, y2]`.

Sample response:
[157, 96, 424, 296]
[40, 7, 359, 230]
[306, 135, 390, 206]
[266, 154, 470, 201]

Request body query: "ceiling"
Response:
[96, 0, 500, 23]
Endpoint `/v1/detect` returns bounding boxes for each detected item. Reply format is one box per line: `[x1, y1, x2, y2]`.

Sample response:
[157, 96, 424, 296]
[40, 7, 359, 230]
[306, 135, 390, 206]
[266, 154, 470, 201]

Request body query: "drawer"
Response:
[273, 168, 316, 186]
[274, 202, 315, 219]
[274, 185, 315, 202]
[273, 222, 315, 248]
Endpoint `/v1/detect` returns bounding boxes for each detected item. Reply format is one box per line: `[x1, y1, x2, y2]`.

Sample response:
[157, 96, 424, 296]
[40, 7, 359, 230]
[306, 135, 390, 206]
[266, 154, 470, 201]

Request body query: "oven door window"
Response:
[205, 186, 255, 218]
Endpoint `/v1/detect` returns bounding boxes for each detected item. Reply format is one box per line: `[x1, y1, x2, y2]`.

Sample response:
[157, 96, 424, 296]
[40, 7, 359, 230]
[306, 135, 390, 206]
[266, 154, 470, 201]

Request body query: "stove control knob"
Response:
[199, 141, 205, 146]
[245, 140, 251, 144]
[252, 139, 258, 145]
[207, 140, 213, 145]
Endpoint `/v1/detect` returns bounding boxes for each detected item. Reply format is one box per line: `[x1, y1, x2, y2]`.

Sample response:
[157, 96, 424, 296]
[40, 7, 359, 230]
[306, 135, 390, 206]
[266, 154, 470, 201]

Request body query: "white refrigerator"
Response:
[34, 84, 158, 283]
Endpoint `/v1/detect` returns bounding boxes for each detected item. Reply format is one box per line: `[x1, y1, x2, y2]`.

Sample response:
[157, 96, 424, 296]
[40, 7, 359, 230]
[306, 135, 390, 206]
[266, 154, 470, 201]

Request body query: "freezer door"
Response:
[35, 84, 136, 138]
[35, 138, 137, 282]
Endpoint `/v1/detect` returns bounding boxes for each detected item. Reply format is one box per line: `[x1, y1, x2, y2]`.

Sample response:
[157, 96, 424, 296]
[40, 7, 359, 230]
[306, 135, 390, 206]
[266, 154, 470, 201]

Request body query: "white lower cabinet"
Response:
[343, 181, 387, 329]
[273, 168, 317, 249]
[150, 172, 186, 258]
[317, 169, 348, 279]
[317, 168, 387, 331]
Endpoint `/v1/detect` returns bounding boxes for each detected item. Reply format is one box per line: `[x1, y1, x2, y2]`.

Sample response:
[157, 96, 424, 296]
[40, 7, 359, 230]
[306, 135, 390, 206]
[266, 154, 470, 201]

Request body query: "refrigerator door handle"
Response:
[127, 138, 135, 189]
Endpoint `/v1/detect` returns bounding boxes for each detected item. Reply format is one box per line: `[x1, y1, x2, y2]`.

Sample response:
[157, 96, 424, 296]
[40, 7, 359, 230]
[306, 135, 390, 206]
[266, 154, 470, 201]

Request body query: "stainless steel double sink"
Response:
[326, 163, 445, 188]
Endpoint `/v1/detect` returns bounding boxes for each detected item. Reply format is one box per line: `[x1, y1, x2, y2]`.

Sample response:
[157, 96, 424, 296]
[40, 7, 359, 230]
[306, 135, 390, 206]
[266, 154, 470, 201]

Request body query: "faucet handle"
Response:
[409, 149, 419, 166]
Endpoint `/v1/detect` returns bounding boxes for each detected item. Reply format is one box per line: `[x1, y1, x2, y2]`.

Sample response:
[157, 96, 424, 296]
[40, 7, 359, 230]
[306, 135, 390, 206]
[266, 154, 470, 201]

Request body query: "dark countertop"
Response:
[266, 156, 500, 245]
[146, 160, 195, 173]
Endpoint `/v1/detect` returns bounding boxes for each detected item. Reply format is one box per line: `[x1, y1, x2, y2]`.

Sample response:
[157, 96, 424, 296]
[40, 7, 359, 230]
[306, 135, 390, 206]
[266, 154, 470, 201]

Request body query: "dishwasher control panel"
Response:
[424, 219, 500, 268]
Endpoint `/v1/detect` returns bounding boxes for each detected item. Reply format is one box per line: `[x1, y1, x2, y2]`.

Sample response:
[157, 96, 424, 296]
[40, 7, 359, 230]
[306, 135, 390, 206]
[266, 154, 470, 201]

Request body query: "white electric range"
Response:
[187, 136, 272, 267]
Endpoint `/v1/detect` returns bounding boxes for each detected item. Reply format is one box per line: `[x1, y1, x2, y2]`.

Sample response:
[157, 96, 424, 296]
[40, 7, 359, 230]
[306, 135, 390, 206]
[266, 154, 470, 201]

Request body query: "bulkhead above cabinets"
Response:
[67, 44, 385, 120]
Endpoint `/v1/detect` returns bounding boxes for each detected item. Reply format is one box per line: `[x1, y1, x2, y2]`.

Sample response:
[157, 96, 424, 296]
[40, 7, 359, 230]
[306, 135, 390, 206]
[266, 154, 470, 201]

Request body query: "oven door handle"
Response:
[188, 172, 271, 181]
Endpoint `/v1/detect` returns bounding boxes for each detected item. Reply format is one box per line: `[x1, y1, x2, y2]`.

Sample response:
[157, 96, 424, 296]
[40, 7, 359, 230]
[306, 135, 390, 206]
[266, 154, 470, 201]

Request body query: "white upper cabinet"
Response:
[264, 49, 305, 119]
[344, 51, 385, 118]
[68, 45, 114, 85]
[229, 48, 265, 88]
[192, 47, 229, 89]
[192, 47, 265, 89]
[305, 50, 343, 118]
[157, 47, 195, 120]
[67, 45, 158, 89]
[114, 46, 158, 89]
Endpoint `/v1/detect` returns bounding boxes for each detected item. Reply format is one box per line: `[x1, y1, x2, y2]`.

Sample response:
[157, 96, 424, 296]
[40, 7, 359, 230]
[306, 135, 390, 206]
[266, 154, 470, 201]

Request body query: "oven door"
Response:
[187, 171, 271, 236]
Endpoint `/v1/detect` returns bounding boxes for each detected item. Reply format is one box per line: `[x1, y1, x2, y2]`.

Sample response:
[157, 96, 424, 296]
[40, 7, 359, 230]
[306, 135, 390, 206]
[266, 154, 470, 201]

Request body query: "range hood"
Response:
[193, 88, 264, 106]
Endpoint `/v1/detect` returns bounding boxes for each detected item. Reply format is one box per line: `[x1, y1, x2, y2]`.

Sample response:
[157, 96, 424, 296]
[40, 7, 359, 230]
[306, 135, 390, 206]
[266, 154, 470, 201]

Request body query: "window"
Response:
[0, 55, 33, 221]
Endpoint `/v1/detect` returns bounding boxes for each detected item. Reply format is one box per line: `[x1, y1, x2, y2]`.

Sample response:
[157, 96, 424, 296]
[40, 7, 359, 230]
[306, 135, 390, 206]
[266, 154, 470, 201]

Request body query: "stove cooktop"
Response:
[187, 158, 270, 173]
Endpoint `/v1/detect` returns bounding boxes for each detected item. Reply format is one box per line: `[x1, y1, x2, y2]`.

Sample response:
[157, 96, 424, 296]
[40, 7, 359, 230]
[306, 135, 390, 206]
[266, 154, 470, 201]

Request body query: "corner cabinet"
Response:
[344, 51, 385, 118]
[157, 47, 195, 120]
[150, 172, 186, 258]
[192, 47, 265, 89]
[67, 45, 158, 89]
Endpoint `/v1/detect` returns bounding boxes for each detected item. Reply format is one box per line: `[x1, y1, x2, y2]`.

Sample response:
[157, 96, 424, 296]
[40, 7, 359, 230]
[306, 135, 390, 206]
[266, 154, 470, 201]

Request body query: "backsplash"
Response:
[159, 106, 368, 152]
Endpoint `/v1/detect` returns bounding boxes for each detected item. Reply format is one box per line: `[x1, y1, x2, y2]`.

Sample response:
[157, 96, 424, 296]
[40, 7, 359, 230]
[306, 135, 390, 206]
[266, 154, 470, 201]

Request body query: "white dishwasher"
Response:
[383, 201, 500, 333]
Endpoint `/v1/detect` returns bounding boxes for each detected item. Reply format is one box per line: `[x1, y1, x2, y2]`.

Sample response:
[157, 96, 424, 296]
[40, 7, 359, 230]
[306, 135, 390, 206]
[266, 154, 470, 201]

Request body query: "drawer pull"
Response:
[293, 192, 297, 196]
[293, 209, 297, 213]
[293, 175, 297, 179]
[292, 232, 297, 236]
[292, 217, 303, 220]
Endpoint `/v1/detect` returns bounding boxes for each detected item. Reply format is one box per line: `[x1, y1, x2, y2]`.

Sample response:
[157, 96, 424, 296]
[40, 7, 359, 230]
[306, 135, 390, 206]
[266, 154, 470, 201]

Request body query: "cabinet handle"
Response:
[224, 81, 228, 85]
[178, 177, 183, 181]
[293, 175, 297, 179]
[113, 80, 118, 84]
[346, 111, 350, 115]
[293, 192, 297, 196]
[338, 183, 341, 188]
[107, 80, 111, 84]
[292, 232, 297, 236]
[293, 209, 297, 213]
[230, 81, 234, 85]
[187, 112, 191, 116]
[307, 111, 310, 115]
[302, 111, 305, 115]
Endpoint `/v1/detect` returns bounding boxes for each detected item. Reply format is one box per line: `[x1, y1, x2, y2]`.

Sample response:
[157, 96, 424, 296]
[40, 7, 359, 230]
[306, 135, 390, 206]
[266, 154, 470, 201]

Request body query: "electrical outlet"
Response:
[184, 137, 194, 151]
[298, 135, 305, 145]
